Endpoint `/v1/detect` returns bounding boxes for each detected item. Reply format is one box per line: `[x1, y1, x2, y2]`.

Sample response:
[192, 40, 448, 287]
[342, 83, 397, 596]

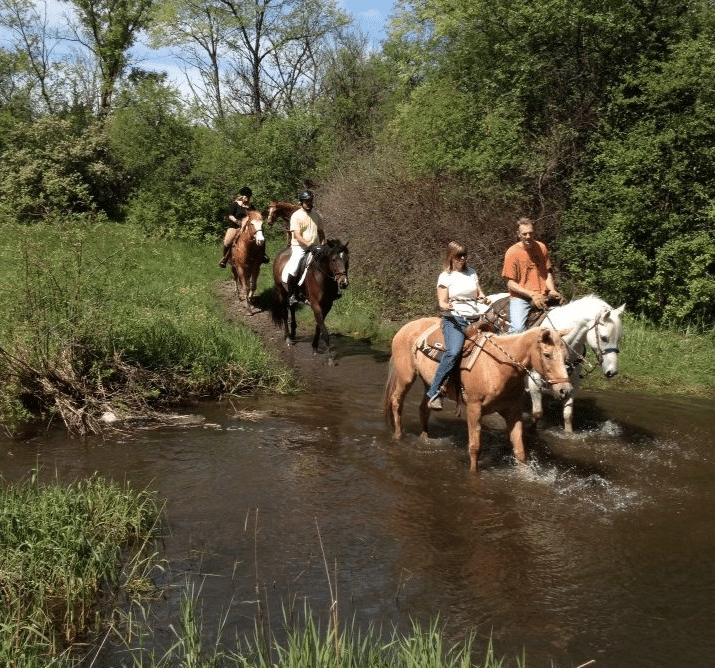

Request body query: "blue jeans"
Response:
[426, 315, 469, 399]
[509, 297, 531, 333]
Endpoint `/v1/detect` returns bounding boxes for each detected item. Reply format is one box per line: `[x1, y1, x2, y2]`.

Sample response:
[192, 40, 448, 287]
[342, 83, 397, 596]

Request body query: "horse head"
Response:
[586, 303, 625, 378]
[265, 202, 278, 226]
[244, 211, 265, 246]
[532, 327, 573, 401]
[316, 239, 349, 290]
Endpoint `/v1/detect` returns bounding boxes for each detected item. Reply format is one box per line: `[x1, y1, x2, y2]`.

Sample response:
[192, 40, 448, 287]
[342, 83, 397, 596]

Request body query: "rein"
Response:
[467, 329, 570, 386]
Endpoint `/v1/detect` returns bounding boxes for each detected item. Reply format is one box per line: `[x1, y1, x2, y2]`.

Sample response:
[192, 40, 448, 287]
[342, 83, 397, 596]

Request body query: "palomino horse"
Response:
[265, 201, 300, 246]
[229, 210, 265, 312]
[383, 320, 573, 472]
[485, 293, 626, 432]
[271, 239, 349, 363]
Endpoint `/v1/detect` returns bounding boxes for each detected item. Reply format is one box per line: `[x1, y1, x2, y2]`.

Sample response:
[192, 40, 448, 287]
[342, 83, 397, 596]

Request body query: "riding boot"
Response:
[286, 274, 299, 306]
[219, 244, 231, 268]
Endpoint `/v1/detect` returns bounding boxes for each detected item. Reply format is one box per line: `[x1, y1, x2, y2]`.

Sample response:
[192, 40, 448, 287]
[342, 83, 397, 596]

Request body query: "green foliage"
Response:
[0, 115, 121, 223]
[561, 36, 715, 326]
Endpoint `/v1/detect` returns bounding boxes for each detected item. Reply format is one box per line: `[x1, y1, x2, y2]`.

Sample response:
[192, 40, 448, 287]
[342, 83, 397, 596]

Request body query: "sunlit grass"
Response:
[0, 222, 296, 434]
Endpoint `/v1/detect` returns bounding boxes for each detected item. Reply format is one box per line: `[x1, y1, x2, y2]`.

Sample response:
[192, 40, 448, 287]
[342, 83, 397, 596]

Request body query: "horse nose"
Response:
[339, 278, 349, 289]
[605, 369, 618, 378]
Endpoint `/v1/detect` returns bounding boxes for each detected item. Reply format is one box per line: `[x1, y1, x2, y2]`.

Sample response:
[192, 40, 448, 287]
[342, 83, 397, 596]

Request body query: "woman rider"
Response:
[425, 241, 490, 410]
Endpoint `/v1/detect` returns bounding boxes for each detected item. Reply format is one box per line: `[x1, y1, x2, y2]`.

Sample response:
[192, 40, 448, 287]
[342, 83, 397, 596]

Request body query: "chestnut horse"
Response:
[265, 201, 299, 246]
[229, 210, 265, 312]
[271, 239, 349, 364]
[382, 319, 573, 472]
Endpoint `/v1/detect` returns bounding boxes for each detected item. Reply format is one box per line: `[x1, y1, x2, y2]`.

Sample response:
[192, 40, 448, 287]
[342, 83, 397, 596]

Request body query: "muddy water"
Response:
[1, 335, 715, 668]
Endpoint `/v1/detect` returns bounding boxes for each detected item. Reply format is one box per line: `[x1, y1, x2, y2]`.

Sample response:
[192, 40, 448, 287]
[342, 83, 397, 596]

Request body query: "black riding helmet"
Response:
[239, 186, 252, 197]
[298, 189, 314, 201]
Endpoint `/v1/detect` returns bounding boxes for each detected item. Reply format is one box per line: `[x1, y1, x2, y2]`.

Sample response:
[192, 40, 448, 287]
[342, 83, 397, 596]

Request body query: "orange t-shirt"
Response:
[501, 241, 552, 297]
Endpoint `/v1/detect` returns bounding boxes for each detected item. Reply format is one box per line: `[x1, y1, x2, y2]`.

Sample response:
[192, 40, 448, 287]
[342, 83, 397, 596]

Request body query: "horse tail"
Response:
[382, 358, 398, 430]
[271, 284, 286, 327]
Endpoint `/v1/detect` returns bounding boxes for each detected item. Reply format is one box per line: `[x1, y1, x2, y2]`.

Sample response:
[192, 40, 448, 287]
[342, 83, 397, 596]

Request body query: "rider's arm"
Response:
[437, 285, 452, 312]
[545, 270, 558, 295]
[318, 229, 326, 245]
[292, 228, 312, 247]
[507, 279, 536, 301]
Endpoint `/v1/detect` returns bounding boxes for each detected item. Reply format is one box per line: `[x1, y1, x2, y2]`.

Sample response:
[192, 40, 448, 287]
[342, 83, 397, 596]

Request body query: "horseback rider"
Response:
[425, 241, 490, 411]
[219, 186, 269, 268]
[501, 217, 565, 332]
[284, 189, 325, 306]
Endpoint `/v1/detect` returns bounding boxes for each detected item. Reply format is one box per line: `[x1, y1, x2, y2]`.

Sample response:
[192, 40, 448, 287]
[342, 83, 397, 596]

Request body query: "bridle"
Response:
[589, 309, 620, 366]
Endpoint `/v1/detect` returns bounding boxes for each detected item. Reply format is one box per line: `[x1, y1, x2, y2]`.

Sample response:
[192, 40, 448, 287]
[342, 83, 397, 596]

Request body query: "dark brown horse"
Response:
[382, 319, 573, 472]
[229, 210, 265, 313]
[271, 239, 349, 363]
[265, 201, 299, 246]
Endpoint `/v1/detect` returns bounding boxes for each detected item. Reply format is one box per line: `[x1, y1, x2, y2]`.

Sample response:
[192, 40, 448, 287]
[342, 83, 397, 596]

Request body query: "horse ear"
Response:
[616, 303, 626, 314]
[556, 327, 573, 339]
[538, 327, 554, 343]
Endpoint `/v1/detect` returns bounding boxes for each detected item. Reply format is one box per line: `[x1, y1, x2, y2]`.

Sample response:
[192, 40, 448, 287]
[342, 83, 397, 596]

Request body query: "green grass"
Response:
[0, 222, 296, 435]
[0, 471, 161, 666]
[119, 591, 518, 668]
[579, 314, 715, 398]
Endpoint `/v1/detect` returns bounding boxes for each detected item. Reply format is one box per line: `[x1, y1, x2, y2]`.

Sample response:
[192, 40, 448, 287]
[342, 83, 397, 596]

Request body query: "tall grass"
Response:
[0, 471, 161, 666]
[0, 222, 295, 435]
[119, 591, 518, 668]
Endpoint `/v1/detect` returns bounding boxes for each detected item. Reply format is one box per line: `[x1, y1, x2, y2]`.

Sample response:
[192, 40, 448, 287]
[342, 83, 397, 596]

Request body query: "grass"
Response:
[0, 222, 296, 436]
[577, 314, 715, 398]
[117, 588, 518, 668]
[0, 471, 161, 667]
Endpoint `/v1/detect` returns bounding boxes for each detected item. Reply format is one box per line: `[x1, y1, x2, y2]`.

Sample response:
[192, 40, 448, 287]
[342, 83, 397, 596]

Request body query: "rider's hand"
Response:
[531, 293, 547, 310]
[549, 290, 567, 305]
[478, 296, 491, 305]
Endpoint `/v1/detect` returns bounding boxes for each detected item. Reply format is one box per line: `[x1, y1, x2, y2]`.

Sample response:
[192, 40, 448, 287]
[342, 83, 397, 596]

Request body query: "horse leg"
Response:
[288, 303, 297, 342]
[466, 402, 483, 473]
[500, 404, 527, 466]
[563, 367, 582, 433]
[527, 375, 544, 427]
[309, 302, 331, 359]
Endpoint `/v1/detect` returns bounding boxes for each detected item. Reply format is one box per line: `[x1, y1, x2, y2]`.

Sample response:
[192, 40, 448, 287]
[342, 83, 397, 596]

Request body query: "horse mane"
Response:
[313, 239, 348, 263]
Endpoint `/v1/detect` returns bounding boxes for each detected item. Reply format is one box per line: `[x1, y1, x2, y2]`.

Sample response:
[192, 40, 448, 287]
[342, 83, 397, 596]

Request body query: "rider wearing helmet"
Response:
[220, 186, 269, 268]
[283, 189, 325, 305]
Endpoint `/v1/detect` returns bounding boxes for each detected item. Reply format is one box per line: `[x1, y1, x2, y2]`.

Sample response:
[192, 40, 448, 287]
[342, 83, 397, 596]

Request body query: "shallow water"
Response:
[1, 335, 714, 667]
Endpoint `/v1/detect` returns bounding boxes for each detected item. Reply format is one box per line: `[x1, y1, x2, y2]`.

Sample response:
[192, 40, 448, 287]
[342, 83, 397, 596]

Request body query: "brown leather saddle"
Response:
[415, 317, 497, 371]
[481, 295, 560, 334]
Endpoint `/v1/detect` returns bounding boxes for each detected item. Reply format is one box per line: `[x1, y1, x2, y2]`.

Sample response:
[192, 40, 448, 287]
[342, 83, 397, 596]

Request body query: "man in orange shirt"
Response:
[501, 217, 565, 332]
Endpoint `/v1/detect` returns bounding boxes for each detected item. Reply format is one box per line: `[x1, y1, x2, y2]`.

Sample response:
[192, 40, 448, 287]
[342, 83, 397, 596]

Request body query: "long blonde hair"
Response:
[444, 241, 468, 272]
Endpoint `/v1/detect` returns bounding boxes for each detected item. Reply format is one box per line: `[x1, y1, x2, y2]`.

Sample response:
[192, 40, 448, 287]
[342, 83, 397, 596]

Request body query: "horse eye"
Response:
[600, 335, 609, 342]
[544, 352, 552, 359]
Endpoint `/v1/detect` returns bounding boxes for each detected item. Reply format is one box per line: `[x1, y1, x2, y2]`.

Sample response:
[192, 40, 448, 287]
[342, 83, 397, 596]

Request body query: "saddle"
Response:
[415, 318, 496, 371]
[415, 318, 496, 411]
[481, 295, 561, 334]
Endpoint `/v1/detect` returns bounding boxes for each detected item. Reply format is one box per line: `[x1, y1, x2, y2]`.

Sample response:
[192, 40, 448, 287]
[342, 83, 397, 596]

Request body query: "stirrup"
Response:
[426, 394, 443, 411]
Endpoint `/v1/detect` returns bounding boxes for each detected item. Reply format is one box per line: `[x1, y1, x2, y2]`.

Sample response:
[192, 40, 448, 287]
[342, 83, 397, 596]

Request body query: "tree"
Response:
[149, 0, 350, 119]
[560, 36, 715, 326]
[61, 0, 154, 113]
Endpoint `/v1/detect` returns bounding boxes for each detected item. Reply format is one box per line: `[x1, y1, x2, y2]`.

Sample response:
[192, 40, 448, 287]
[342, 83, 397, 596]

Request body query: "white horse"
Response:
[483, 294, 626, 433]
